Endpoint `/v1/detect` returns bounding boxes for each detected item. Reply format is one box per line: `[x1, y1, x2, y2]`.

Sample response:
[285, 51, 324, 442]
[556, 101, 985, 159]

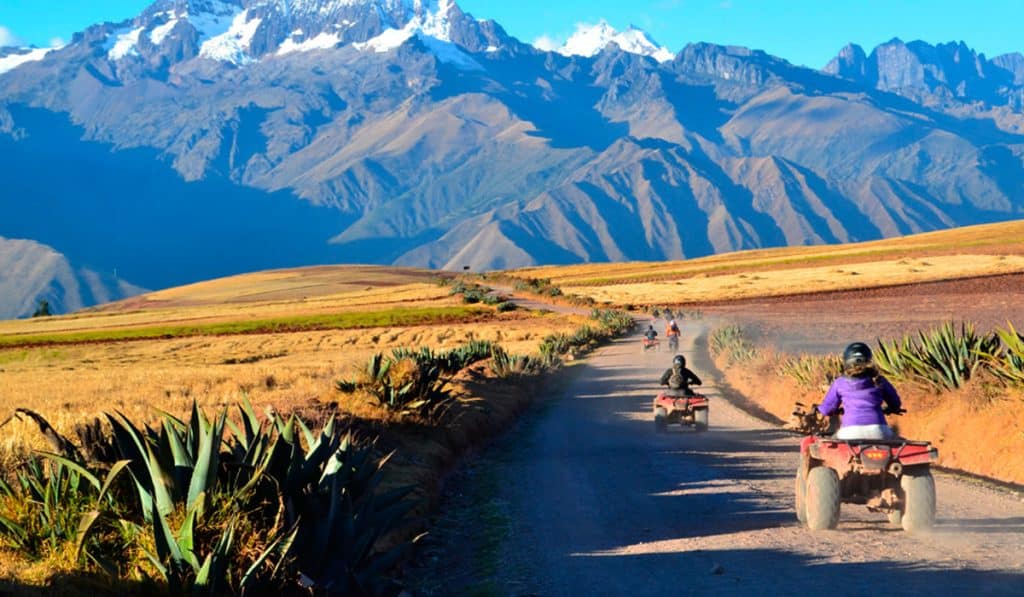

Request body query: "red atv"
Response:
[795, 409, 938, 533]
[641, 337, 660, 352]
[653, 392, 709, 432]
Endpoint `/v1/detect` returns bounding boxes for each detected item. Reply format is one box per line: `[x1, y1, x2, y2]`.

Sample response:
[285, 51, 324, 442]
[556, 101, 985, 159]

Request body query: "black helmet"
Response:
[673, 354, 685, 367]
[842, 342, 872, 368]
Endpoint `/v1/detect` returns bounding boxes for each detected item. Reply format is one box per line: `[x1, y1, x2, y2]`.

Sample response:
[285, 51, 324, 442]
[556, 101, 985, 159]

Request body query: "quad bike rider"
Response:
[653, 355, 708, 432]
[666, 319, 681, 353]
[792, 342, 937, 533]
[642, 324, 659, 351]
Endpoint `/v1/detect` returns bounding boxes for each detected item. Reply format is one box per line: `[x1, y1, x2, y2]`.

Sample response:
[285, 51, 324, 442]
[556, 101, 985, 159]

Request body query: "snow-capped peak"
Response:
[552, 20, 674, 63]
[103, 0, 261, 64]
[355, 0, 454, 50]
[354, 0, 482, 70]
[0, 46, 58, 76]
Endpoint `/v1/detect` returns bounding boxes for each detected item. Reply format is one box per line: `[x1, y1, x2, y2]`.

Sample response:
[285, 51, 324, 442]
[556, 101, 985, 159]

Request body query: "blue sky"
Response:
[1, 0, 1022, 68]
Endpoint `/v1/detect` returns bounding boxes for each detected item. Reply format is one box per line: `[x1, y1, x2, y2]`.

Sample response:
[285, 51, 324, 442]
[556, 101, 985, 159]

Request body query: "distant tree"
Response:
[31, 299, 51, 318]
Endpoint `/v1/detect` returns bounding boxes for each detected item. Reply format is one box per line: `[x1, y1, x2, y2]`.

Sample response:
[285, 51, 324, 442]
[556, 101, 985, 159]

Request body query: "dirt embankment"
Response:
[714, 351, 1024, 485]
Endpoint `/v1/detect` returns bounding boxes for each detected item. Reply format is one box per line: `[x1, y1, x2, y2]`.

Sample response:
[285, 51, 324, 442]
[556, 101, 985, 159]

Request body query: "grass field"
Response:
[506, 220, 1024, 305]
[0, 266, 585, 457]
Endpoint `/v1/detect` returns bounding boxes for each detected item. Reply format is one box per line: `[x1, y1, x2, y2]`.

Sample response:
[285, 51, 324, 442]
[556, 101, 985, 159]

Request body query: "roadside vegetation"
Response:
[0, 268, 634, 594]
[709, 321, 1024, 483]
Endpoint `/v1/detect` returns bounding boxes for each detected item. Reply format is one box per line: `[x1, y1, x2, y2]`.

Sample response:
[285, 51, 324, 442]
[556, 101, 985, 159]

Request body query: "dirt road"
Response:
[410, 323, 1024, 596]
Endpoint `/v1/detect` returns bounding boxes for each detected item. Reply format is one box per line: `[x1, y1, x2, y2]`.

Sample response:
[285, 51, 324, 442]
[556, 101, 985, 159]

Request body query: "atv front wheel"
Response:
[654, 407, 668, 433]
[901, 470, 936, 533]
[694, 408, 708, 431]
[805, 466, 840, 530]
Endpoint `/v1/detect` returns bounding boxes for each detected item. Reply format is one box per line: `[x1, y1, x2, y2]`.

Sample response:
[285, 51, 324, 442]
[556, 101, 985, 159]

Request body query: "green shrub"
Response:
[590, 309, 633, 334]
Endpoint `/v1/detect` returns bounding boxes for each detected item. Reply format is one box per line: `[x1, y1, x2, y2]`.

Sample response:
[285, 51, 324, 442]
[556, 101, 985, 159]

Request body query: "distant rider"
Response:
[666, 319, 681, 339]
[818, 342, 902, 440]
[645, 325, 658, 342]
[660, 354, 702, 396]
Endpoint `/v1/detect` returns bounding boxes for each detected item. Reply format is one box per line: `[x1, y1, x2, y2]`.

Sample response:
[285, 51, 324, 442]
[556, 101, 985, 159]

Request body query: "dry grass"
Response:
[0, 265, 584, 456]
[508, 219, 1024, 304]
[0, 312, 582, 453]
[567, 254, 1024, 305]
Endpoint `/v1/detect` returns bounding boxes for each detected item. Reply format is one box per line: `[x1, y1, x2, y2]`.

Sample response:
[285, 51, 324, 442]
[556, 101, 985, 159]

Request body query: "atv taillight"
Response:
[863, 448, 889, 461]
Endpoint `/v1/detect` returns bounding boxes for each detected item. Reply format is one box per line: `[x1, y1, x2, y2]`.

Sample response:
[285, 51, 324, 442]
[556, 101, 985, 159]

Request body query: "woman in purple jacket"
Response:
[818, 342, 902, 440]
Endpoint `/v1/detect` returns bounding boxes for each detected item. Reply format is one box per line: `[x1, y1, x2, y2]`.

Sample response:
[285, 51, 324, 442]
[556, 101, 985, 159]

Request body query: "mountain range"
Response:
[2, 0, 1024, 316]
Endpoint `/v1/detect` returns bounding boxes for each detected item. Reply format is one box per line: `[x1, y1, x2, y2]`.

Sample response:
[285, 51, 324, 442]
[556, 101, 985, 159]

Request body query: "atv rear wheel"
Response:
[654, 407, 668, 433]
[694, 408, 708, 431]
[795, 464, 807, 523]
[901, 470, 936, 533]
[805, 466, 840, 530]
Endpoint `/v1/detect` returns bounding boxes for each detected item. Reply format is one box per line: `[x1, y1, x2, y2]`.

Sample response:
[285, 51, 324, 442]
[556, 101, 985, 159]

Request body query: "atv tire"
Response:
[795, 464, 808, 524]
[901, 470, 936, 533]
[805, 466, 840, 530]
[694, 408, 708, 431]
[654, 407, 668, 433]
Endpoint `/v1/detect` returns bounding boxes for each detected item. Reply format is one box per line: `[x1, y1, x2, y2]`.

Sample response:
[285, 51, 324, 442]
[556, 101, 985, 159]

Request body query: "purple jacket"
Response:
[818, 375, 901, 427]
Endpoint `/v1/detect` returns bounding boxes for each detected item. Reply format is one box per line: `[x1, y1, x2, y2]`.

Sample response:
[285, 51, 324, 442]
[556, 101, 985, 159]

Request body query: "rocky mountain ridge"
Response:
[1, 0, 1023, 315]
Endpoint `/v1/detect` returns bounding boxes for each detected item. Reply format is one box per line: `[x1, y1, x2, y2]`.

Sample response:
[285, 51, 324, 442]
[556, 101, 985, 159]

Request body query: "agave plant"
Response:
[779, 354, 843, 390]
[0, 400, 416, 594]
[875, 321, 999, 392]
[978, 322, 1024, 387]
[710, 325, 757, 364]
[103, 403, 226, 521]
[489, 346, 544, 378]
[591, 309, 634, 334]
[338, 341, 497, 420]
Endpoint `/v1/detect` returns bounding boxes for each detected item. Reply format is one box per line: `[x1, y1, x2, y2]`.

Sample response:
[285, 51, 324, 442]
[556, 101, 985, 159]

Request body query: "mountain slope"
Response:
[0, 237, 145, 318]
[1, 0, 1024, 311]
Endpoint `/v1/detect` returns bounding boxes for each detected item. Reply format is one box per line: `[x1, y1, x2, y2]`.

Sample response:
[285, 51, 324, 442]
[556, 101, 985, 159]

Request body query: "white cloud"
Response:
[0, 25, 20, 47]
[533, 34, 561, 52]
[49, 37, 65, 48]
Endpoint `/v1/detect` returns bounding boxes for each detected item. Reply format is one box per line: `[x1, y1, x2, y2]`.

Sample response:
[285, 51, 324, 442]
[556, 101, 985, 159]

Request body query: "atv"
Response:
[642, 337, 660, 352]
[653, 391, 709, 432]
[792, 405, 938, 533]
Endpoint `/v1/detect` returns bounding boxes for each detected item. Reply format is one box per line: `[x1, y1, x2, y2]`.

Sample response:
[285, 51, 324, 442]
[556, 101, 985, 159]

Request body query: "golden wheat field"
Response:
[0, 266, 583, 454]
[508, 220, 1024, 305]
